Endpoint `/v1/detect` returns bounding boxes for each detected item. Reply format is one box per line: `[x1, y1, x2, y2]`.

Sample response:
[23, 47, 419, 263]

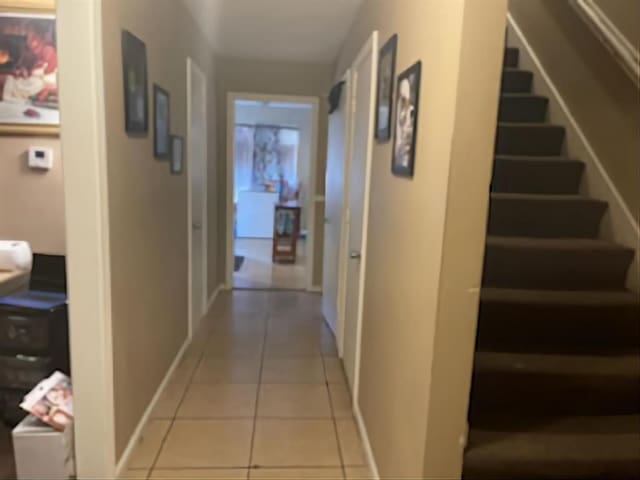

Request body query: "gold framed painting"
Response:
[0, 0, 59, 136]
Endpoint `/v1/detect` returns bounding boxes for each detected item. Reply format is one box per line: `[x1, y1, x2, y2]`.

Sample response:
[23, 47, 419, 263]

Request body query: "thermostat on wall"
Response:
[28, 147, 54, 170]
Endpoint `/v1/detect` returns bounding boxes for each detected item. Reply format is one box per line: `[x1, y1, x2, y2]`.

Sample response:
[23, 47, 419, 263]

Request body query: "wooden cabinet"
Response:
[272, 203, 301, 264]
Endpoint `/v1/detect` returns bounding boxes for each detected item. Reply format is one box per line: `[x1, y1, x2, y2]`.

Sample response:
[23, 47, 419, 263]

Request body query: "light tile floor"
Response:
[124, 290, 372, 480]
[234, 239, 307, 290]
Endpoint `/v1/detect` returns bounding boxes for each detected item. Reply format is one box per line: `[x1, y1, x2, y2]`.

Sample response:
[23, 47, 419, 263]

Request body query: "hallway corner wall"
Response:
[100, 0, 219, 459]
[335, 0, 507, 477]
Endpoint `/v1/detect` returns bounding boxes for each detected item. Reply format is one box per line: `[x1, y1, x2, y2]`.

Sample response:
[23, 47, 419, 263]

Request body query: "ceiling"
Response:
[183, 0, 364, 63]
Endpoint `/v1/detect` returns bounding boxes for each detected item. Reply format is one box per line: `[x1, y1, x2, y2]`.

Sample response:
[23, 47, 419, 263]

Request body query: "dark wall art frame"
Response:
[375, 33, 397, 141]
[121, 29, 148, 134]
[391, 61, 422, 178]
[153, 84, 171, 159]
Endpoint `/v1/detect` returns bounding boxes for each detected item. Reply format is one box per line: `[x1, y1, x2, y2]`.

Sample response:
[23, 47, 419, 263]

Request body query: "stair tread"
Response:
[481, 287, 640, 306]
[474, 351, 640, 377]
[495, 154, 581, 163]
[498, 122, 562, 127]
[500, 93, 546, 99]
[486, 236, 632, 251]
[467, 415, 640, 461]
[490, 192, 606, 203]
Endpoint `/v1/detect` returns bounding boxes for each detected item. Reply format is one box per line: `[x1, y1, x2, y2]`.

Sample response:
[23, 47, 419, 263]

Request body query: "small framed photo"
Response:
[153, 84, 170, 159]
[121, 30, 148, 134]
[392, 61, 421, 178]
[375, 34, 397, 141]
[170, 135, 184, 174]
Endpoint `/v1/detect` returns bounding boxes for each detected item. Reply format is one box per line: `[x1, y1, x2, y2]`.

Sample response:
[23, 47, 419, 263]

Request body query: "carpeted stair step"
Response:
[477, 288, 640, 353]
[468, 351, 640, 417]
[496, 124, 565, 156]
[501, 69, 533, 93]
[504, 47, 520, 68]
[482, 236, 634, 291]
[488, 193, 607, 238]
[492, 156, 585, 194]
[463, 415, 640, 479]
[499, 94, 548, 122]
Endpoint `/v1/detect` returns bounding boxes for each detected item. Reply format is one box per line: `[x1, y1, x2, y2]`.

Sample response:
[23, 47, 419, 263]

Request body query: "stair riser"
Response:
[492, 158, 584, 194]
[488, 198, 607, 238]
[501, 70, 533, 93]
[477, 302, 640, 352]
[504, 48, 519, 68]
[482, 245, 633, 290]
[496, 125, 565, 156]
[499, 97, 548, 123]
[469, 373, 640, 417]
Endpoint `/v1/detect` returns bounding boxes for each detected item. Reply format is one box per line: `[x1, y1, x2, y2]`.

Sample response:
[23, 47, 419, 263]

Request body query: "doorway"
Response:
[187, 58, 208, 337]
[328, 33, 378, 399]
[226, 93, 321, 291]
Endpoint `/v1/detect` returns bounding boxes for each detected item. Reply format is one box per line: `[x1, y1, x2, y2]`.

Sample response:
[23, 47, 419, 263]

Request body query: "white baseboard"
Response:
[353, 401, 380, 480]
[507, 14, 640, 292]
[114, 337, 191, 477]
[206, 283, 224, 312]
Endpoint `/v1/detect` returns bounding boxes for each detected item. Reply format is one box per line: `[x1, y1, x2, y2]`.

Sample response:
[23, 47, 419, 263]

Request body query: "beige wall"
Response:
[509, 0, 640, 223]
[335, 0, 506, 477]
[593, 0, 640, 47]
[101, 0, 218, 458]
[0, 137, 65, 254]
[215, 56, 333, 286]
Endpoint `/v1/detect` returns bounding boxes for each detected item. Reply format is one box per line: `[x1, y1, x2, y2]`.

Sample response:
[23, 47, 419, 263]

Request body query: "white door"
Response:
[188, 58, 207, 336]
[343, 33, 378, 397]
[322, 72, 351, 340]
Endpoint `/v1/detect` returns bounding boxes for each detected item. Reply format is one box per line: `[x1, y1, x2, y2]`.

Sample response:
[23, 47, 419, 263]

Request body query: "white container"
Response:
[0, 241, 32, 272]
[12, 415, 75, 480]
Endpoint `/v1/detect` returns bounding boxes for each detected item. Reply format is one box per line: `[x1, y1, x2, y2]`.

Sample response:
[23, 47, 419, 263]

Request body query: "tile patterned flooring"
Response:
[124, 290, 372, 479]
[233, 239, 307, 290]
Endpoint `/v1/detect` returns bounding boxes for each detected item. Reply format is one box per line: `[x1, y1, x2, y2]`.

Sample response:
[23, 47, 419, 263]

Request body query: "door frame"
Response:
[187, 57, 208, 339]
[225, 92, 321, 291]
[330, 69, 353, 358]
[340, 31, 378, 403]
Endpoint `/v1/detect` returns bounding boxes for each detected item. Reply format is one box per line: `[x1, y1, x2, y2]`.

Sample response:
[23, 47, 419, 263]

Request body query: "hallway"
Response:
[125, 290, 371, 479]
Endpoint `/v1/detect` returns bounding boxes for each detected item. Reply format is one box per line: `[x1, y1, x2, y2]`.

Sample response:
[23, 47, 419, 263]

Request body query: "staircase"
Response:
[462, 47, 640, 479]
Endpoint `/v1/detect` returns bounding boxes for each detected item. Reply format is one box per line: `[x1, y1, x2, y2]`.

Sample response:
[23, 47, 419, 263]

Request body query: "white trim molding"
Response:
[115, 338, 191, 477]
[354, 402, 380, 480]
[57, 0, 116, 476]
[206, 284, 225, 312]
[569, 0, 639, 86]
[508, 14, 640, 291]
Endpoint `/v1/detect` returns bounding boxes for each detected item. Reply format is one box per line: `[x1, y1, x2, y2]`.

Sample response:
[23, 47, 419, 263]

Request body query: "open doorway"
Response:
[226, 94, 320, 291]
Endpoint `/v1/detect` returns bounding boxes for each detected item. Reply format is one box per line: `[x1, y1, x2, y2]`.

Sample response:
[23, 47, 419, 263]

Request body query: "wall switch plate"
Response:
[28, 147, 54, 170]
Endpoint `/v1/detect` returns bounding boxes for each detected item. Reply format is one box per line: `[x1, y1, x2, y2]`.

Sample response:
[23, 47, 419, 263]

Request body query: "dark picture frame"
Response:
[0, 11, 59, 137]
[170, 135, 184, 174]
[392, 61, 421, 178]
[121, 30, 148, 134]
[153, 84, 170, 159]
[375, 34, 397, 141]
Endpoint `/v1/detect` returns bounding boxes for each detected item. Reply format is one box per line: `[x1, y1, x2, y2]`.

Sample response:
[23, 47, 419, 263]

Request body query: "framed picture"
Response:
[121, 29, 148, 134]
[375, 34, 397, 141]
[392, 61, 421, 178]
[0, 11, 59, 136]
[170, 135, 183, 174]
[153, 84, 170, 159]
